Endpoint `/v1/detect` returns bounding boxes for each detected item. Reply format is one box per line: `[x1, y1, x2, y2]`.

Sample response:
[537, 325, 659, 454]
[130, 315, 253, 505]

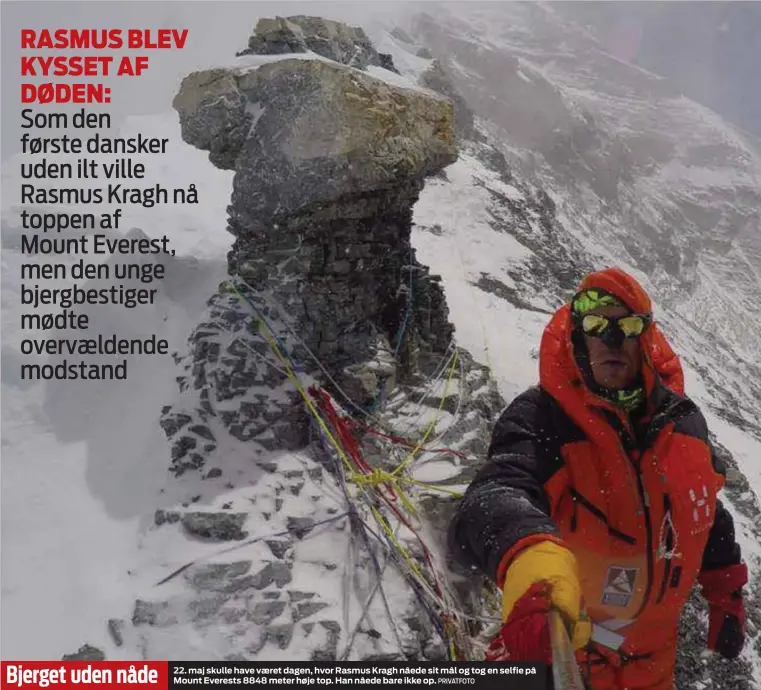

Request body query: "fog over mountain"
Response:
[551, 2, 761, 138]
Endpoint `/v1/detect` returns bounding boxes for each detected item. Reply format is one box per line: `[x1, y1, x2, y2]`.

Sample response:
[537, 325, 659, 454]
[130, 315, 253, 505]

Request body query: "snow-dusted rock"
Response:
[109, 16, 504, 662]
[237, 16, 398, 73]
[172, 54, 457, 202]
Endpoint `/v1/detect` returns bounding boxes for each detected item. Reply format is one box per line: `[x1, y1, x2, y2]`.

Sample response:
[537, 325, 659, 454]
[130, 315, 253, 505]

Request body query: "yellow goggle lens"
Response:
[618, 315, 647, 337]
[580, 314, 647, 338]
[581, 314, 609, 336]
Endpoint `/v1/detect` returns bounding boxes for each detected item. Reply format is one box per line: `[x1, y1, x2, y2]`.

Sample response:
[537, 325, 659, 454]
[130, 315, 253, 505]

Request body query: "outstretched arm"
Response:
[447, 386, 564, 583]
[449, 386, 591, 661]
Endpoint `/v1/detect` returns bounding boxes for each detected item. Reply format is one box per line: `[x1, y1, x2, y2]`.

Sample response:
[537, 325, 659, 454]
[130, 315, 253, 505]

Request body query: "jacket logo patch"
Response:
[690, 486, 710, 522]
[601, 566, 637, 607]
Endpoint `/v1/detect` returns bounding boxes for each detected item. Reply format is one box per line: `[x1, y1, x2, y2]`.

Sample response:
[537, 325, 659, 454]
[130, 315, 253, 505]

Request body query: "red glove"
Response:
[486, 583, 553, 663]
[698, 562, 748, 659]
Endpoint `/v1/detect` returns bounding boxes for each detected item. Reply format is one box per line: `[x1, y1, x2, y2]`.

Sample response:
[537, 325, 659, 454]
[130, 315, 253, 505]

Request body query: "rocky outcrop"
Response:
[419, 60, 481, 143]
[236, 16, 399, 74]
[62, 644, 106, 661]
[167, 21, 460, 476]
[109, 17, 506, 662]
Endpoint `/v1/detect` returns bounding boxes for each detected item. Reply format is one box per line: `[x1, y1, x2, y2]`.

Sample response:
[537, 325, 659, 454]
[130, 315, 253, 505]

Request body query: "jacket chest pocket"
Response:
[557, 486, 639, 551]
[557, 442, 640, 551]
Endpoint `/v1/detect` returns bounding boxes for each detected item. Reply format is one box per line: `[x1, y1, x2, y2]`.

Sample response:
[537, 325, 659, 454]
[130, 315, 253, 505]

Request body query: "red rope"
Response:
[309, 386, 446, 595]
[309, 386, 397, 501]
[310, 386, 364, 467]
[307, 385, 459, 654]
[348, 420, 470, 461]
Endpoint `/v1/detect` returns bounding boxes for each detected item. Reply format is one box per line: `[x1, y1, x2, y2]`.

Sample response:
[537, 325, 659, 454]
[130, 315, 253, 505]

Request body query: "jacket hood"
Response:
[539, 268, 684, 419]
[576, 266, 653, 314]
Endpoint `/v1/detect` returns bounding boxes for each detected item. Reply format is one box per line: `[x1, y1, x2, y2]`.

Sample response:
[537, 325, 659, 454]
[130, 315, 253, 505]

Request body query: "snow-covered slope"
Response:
[379, 1, 761, 456]
[404, 4, 761, 366]
[1, 113, 234, 658]
[378, 9, 761, 685]
[409, 135, 761, 690]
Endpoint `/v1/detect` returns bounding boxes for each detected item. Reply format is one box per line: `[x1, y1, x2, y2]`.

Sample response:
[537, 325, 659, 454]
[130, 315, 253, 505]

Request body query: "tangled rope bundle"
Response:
[157, 273, 501, 659]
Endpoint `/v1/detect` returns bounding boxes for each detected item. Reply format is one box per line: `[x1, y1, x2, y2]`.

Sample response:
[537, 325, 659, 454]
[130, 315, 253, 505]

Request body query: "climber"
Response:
[448, 267, 747, 689]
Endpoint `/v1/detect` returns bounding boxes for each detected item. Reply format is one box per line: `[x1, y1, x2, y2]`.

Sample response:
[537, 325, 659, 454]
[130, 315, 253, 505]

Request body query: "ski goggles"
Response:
[576, 313, 651, 339]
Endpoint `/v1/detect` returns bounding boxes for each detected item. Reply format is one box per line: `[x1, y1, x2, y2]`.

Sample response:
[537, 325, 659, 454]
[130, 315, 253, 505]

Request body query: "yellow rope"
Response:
[228, 284, 354, 473]
[406, 478, 464, 499]
[228, 282, 462, 525]
[349, 469, 464, 511]
[225, 281, 471, 656]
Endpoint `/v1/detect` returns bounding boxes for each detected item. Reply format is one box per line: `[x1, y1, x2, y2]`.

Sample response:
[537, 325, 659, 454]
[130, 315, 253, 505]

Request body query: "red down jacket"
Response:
[449, 268, 746, 689]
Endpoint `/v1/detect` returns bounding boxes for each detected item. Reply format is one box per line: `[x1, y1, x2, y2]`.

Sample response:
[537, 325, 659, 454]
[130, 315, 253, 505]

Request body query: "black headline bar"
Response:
[168, 662, 547, 690]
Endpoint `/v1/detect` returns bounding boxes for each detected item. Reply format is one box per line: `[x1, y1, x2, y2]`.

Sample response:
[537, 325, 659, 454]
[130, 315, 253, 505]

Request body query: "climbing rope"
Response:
[389, 347, 460, 478]
[227, 276, 467, 460]
[223, 277, 385, 424]
[389, 340, 459, 440]
[155, 511, 352, 587]
[195, 273, 484, 658]
[308, 384, 474, 659]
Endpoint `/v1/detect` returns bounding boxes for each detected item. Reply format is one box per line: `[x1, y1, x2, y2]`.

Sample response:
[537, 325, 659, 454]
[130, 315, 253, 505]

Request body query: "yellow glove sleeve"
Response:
[501, 540, 592, 649]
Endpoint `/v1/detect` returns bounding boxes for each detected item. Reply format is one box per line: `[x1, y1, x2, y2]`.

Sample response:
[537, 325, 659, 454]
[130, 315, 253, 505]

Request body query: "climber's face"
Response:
[582, 305, 641, 390]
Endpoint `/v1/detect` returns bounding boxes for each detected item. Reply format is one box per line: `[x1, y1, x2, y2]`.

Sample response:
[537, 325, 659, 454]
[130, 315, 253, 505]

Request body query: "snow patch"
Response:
[214, 50, 444, 99]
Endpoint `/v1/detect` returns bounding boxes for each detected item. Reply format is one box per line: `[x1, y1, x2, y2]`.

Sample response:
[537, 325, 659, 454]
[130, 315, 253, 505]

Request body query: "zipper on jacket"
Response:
[656, 494, 674, 604]
[568, 488, 637, 545]
[633, 399, 691, 611]
[633, 398, 696, 613]
[631, 466, 654, 618]
[599, 407, 655, 618]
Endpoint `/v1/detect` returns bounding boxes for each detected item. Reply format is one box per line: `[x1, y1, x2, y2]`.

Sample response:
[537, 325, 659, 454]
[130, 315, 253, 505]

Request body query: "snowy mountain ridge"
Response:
[390, 3, 761, 435]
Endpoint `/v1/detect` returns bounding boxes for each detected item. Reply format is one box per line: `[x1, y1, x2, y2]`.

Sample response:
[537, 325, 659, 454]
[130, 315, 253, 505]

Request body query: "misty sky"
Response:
[2, 1, 759, 156]
[552, 2, 761, 139]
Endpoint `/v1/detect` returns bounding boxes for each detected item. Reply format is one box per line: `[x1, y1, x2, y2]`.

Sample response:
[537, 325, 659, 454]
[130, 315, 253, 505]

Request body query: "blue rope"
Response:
[203, 278, 455, 655]
[155, 510, 351, 586]
[308, 415, 408, 657]
[356, 507, 450, 656]
[309, 414, 454, 658]
[393, 243, 414, 360]
[231, 279, 300, 373]
[364, 379, 387, 414]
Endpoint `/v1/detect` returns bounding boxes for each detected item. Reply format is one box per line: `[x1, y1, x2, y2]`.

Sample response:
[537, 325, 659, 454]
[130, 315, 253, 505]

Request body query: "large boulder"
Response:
[170, 38, 458, 397]
[173, 57, 456, 215]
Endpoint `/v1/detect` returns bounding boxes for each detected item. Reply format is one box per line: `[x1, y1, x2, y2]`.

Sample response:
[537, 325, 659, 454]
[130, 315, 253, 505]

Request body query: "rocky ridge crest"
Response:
[75, 17, 505, 661]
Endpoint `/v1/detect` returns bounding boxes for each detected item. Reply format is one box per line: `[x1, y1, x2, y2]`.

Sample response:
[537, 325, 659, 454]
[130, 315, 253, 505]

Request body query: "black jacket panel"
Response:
[701, 498, 742, 571]
[447, 386, 579, 581]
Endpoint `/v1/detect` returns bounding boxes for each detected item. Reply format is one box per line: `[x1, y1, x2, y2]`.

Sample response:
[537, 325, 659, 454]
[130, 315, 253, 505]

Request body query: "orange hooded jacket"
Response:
[449, 268, 744, 689]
